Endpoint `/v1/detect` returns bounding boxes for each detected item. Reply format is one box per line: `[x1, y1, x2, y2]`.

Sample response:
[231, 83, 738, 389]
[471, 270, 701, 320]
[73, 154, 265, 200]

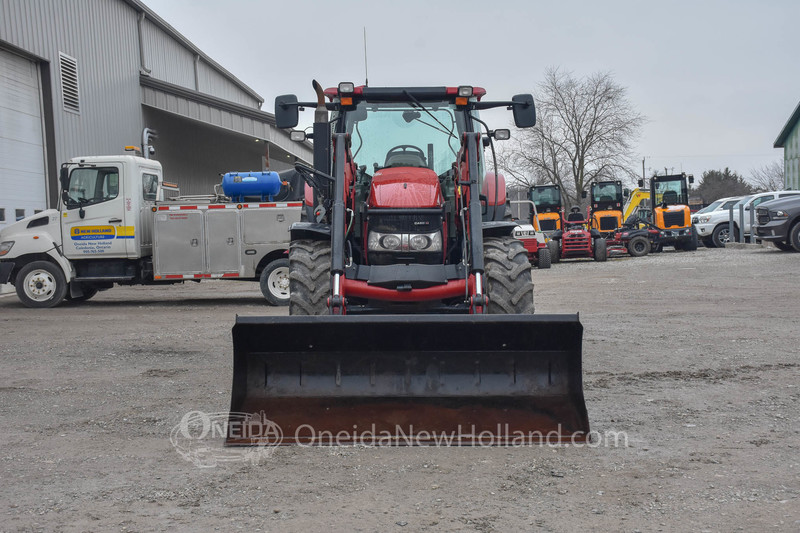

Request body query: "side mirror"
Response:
[511, 94, 536, 128]
[637, 179, 644, 188]
[275, 94, 299, 129]
[289, 130, 307, 142]
[688, 175, 694, 184]
[581, 190, 587, 199]
[59, 166, 69, 191]
[623, 188, 631, 198]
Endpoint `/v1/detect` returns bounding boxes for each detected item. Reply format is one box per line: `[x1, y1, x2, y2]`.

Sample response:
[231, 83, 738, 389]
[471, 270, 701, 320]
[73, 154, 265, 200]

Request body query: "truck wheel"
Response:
[260, 258, 291, 306]
[627, 235, 650, 257]
[15, 261, 67, 308]
[790, 222, 800, 252]
[712, 223, 737, 248]
[288, 240, 331, 315]
[773, 240, 794, 251]
[593, 238, 607, 262]
[484, 237, 534, 314]
[547, 240, 560, 263]
[536, 246, 551, 269]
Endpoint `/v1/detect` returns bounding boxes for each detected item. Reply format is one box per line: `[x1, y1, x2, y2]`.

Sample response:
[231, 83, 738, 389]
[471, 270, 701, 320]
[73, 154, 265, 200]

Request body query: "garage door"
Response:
[0, 48, 46, 226]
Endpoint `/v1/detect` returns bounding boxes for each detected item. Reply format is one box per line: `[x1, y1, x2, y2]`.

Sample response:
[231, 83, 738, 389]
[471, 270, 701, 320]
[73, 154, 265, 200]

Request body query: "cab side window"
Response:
[142, 173, 158, 201]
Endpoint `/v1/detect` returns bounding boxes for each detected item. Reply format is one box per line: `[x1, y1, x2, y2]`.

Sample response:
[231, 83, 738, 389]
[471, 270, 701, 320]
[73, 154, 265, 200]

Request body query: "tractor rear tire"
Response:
[536, 246, 551, 269]
[547, 239, 560, 263]
[484, 237, 535, 314]
[288, 240, 331, 315]
[593, 238, 607, 262]
[627, 235, 650, 257]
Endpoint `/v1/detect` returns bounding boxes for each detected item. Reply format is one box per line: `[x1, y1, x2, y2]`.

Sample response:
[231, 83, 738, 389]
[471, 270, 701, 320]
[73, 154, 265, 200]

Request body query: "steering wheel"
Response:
[384, 145, 427, 168]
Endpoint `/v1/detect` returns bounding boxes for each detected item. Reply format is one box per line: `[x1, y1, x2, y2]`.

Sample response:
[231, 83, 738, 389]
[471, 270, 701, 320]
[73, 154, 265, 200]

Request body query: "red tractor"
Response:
[226, 81, 589, 445]
[549, 205, 607, 262]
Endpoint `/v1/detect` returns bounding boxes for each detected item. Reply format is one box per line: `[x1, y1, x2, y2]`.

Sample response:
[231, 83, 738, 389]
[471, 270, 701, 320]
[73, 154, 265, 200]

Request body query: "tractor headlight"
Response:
[368, 231, 442, 252]
[0, 241, 14, 257]
[368, 232, 402, 251]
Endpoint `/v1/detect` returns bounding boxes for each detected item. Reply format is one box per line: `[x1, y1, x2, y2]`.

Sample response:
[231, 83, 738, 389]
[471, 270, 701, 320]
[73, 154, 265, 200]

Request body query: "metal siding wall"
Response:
[196, 60, 258, 108]
[140, 18, 195, 89]
[1, 0, 143, 196]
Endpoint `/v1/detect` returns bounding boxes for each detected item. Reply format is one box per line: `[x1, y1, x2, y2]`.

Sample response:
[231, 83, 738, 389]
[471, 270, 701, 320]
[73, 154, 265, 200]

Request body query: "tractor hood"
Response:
[368, 167, 443, 209]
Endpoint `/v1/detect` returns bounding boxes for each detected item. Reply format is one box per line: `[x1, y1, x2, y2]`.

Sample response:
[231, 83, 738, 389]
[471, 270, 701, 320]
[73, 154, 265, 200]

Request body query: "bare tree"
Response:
[749, 161, 785, 192]
[499, 67, 646, 207]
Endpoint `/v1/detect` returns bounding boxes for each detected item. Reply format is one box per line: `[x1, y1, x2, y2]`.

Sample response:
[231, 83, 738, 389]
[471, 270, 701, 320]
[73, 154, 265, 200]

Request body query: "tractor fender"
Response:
[290, 222, 331, 241]
[481, 221, 518, 238]
[590, 229, 602, 239]
[549, 229, 563, 240]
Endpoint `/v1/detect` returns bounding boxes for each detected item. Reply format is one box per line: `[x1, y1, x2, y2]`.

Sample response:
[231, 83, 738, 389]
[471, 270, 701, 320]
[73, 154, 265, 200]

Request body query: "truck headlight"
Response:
[697, 215, 712, 223]
[771, 210, 789, 219]
[0, 241, 14, 257]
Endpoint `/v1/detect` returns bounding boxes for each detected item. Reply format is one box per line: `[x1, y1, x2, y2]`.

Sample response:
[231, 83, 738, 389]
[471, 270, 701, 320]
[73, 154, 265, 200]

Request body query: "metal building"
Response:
[0, 0, 311, 227]
[774, 101, 800, 191]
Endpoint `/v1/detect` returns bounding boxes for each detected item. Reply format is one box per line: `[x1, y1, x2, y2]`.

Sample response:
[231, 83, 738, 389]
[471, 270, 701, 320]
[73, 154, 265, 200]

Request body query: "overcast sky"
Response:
[143, 0, 798, 184]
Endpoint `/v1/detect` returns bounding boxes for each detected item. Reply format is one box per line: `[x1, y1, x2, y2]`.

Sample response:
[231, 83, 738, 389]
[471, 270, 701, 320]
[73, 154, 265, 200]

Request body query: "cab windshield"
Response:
[591, 182, 622, 204]
[63, 167, 120, 209]
[530, 186, 561, 209]
[343, 101, 469, 176]
[695, 199, 723, 214]
[652, 179, 688, 206]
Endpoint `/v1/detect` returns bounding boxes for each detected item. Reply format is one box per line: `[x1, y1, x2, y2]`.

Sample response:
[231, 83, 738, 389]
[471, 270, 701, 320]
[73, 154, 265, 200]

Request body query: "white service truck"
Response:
[0, 155, 302, 308]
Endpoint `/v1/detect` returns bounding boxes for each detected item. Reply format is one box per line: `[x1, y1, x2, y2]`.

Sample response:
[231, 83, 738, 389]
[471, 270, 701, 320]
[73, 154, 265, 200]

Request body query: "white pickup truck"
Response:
[0, 155, 301, 308]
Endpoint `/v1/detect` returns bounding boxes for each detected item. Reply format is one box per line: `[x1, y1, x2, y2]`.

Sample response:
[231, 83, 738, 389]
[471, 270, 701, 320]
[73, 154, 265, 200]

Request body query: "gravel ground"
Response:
[0, 246, 798, 532]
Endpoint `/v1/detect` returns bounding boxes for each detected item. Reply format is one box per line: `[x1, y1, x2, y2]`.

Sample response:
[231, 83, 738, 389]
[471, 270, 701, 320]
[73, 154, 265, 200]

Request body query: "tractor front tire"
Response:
[536, 246, 551, 269]
[593, 238, 607, 262]
[627, 235, 650, 257]
[484, 237, 535, 314]
[547, 239, 560, 263]
[288, 240, 331, 315]
[683, 226, 699, 251]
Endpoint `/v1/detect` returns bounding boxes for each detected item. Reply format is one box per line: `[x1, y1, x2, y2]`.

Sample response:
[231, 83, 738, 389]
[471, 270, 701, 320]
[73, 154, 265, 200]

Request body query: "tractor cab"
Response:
[529, 184, 562, 233]
[589, 180, 624, 233]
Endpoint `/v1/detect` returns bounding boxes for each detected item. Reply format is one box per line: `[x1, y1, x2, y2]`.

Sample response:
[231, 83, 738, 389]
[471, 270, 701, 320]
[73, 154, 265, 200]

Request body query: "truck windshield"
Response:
[653, 179, 688, 206]
[344, 101, 467, 176]
[64, 167, 120, 208]
[530, 186, 561, 209]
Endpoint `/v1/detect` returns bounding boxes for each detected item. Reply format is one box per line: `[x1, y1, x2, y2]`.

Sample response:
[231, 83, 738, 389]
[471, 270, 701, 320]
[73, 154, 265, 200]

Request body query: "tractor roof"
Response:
[324, 86, 486, 102]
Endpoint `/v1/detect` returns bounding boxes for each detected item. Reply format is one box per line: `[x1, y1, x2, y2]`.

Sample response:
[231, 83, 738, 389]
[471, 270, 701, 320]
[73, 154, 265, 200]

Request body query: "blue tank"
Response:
[221, 171, 283, 202]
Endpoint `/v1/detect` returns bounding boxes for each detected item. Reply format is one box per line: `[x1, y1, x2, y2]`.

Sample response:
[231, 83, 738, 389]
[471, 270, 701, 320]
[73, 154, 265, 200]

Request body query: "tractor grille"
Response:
[539, 219, 557, 231]
[599, 216, 618, 231]
[756, 208, 770, 226]
[663, 211, 686, 228]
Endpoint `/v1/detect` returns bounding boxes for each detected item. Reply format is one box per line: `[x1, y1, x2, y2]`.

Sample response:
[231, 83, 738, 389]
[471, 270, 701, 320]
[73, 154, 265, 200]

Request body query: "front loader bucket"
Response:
[227, 314, 588, 446]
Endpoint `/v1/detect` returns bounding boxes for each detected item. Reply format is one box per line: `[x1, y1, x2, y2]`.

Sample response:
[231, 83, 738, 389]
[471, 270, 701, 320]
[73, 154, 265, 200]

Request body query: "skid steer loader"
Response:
[226, 82, 589, 446]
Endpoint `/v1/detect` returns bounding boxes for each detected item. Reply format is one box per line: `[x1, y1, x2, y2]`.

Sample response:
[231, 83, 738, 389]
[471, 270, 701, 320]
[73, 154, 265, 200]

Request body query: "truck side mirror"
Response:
[511, 94, 536, 128]
[59, 166, 69, 191]
[275, 94, 299, 129]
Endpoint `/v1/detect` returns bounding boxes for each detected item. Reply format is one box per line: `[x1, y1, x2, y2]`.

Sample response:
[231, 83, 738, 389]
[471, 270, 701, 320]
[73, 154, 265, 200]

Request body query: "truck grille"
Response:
[599, 216, 618, 231]
[756, 208, 770, 226]
[539, 219, 557, 231]
[663, 211, 686, 228]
